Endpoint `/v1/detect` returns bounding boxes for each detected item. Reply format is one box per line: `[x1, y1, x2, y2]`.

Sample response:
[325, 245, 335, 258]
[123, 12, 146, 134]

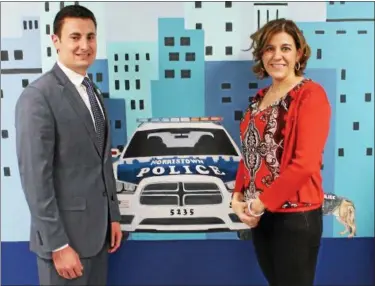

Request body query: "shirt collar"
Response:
[57, 61, 87, 87]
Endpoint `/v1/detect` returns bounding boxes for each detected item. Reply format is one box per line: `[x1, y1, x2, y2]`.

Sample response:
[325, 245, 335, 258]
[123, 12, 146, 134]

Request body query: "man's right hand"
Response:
[52, 246, 83, 280]
[231, 196, 260, 228]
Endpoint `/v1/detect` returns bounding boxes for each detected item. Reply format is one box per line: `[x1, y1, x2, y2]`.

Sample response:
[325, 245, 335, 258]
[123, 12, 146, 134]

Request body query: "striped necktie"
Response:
[82, 77, 105, 153]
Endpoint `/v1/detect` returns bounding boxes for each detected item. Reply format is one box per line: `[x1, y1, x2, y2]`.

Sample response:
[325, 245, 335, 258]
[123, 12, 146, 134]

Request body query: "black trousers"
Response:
[251, 207, 323, 286]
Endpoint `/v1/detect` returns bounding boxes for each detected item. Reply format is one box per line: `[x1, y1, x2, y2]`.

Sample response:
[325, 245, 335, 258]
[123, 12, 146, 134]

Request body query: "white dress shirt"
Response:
[57, 61, 105, 131]
[53, 62, 105, 252]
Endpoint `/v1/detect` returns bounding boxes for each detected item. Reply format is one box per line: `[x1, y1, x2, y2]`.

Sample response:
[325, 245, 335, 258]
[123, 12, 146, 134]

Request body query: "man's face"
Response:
[52, 17, 97, 75]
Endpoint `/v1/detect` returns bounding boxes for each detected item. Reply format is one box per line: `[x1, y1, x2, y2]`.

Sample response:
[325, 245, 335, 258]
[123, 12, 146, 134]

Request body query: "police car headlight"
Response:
[116, 181, 137, 193]
[225, 181, 235, 191]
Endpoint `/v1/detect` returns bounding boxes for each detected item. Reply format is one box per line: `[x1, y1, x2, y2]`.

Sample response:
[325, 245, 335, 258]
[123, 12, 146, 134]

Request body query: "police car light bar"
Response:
[136, 116, 223, 123]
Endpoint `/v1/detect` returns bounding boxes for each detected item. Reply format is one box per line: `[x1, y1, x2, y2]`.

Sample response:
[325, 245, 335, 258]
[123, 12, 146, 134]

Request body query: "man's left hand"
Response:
[108, 222, 122, 253]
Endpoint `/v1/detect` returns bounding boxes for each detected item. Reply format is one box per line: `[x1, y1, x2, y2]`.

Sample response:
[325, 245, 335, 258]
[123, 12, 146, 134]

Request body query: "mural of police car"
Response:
[112, 117, 247, 233]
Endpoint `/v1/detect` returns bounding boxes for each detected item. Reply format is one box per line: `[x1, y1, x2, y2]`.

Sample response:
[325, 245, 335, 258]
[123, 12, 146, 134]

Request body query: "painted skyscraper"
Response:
[1, 17, 43, 242]
[107, 42, 158, 140]
[184, 1, 256, 61]
[297, 1, 374, 237]
[151, 18, 205, 118]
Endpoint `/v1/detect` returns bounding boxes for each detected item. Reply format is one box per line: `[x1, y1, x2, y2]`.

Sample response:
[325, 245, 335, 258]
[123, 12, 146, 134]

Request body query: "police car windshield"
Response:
[123, 128, 238, 158]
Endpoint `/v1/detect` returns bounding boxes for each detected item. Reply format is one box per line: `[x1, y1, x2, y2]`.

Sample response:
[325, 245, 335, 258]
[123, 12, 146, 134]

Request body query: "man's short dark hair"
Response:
[53, 4, 97, 37]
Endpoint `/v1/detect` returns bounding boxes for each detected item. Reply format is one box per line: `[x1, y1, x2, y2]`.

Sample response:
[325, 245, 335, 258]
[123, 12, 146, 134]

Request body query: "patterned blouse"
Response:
[240, 78, 311, 209]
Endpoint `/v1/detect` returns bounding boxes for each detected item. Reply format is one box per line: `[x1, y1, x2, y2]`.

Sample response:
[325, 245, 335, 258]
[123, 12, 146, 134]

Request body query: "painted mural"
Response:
[1, 1, 374, 242]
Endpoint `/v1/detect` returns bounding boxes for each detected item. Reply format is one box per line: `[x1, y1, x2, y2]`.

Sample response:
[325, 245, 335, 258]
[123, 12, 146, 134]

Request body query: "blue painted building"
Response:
[184, 2, 256, 62]
[1, 17, 41, 70]
[88, 59, 127, 149]
[326, 1, 374, 19]
[297, 1, 374, 237]
[304, 68, 337, 238]
[104, 98, 127, 150]
[88, 59, 110, 95]
[107, 42, 158, 141]
[151, 18, 205, 118]
[205, 60, 270, 148]
[1, 17, 43, 242]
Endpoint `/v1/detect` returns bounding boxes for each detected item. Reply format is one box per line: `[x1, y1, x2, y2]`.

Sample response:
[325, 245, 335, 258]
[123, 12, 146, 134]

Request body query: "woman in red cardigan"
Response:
[231, 19, 331, 286]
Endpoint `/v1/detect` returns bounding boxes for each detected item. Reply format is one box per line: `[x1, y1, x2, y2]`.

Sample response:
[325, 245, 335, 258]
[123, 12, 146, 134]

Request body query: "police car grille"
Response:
[141, 183, 178, 205]
[140, 182, 222, 206]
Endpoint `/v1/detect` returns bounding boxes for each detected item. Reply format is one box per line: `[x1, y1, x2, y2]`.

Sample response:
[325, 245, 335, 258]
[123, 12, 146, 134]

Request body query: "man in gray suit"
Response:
[15, 5, 123, 285]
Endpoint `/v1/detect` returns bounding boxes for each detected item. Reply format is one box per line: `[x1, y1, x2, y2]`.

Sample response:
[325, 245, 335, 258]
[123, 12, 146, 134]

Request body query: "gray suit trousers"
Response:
[37, 242, 109, 286]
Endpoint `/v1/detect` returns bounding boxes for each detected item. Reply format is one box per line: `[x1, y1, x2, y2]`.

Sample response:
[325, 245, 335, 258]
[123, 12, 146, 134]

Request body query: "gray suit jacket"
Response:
[15, 63, 121, 260]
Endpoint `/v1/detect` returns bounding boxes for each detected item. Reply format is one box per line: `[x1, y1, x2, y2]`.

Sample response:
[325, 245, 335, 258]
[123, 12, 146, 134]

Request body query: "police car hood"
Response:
[116, 156, 239, 185]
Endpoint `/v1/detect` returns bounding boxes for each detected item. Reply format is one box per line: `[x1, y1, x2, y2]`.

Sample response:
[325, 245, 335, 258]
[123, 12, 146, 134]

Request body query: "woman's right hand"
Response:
[231, 194, 260, 228]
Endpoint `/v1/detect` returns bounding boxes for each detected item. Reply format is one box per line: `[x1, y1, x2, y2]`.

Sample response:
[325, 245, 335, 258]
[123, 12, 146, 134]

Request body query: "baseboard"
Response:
[1, 238, 374, 285]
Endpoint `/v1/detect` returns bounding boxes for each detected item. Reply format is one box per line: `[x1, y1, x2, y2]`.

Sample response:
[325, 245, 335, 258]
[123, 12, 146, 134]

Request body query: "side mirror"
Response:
[117, 145, 124, 152]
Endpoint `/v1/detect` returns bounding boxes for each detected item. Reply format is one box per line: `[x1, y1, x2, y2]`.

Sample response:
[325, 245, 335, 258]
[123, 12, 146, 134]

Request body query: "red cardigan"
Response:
[234, 80, 331, 212]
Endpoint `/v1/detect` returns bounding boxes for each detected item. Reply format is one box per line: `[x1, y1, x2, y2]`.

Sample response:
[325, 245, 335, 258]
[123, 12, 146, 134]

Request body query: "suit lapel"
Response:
[52, 64, 102, 158]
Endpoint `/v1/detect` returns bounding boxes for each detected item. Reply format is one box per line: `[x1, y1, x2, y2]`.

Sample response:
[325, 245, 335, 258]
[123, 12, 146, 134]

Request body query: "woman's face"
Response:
[261, 31, 301, 82]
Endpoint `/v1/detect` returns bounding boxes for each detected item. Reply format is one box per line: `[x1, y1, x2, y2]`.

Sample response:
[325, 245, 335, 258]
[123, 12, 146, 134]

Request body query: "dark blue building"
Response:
[88, 59, 127, 149]
[205, 60, 271, 148]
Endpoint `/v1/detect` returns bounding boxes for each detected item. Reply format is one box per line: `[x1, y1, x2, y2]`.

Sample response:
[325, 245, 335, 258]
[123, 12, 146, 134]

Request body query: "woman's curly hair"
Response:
[248, 18, 311, 79]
